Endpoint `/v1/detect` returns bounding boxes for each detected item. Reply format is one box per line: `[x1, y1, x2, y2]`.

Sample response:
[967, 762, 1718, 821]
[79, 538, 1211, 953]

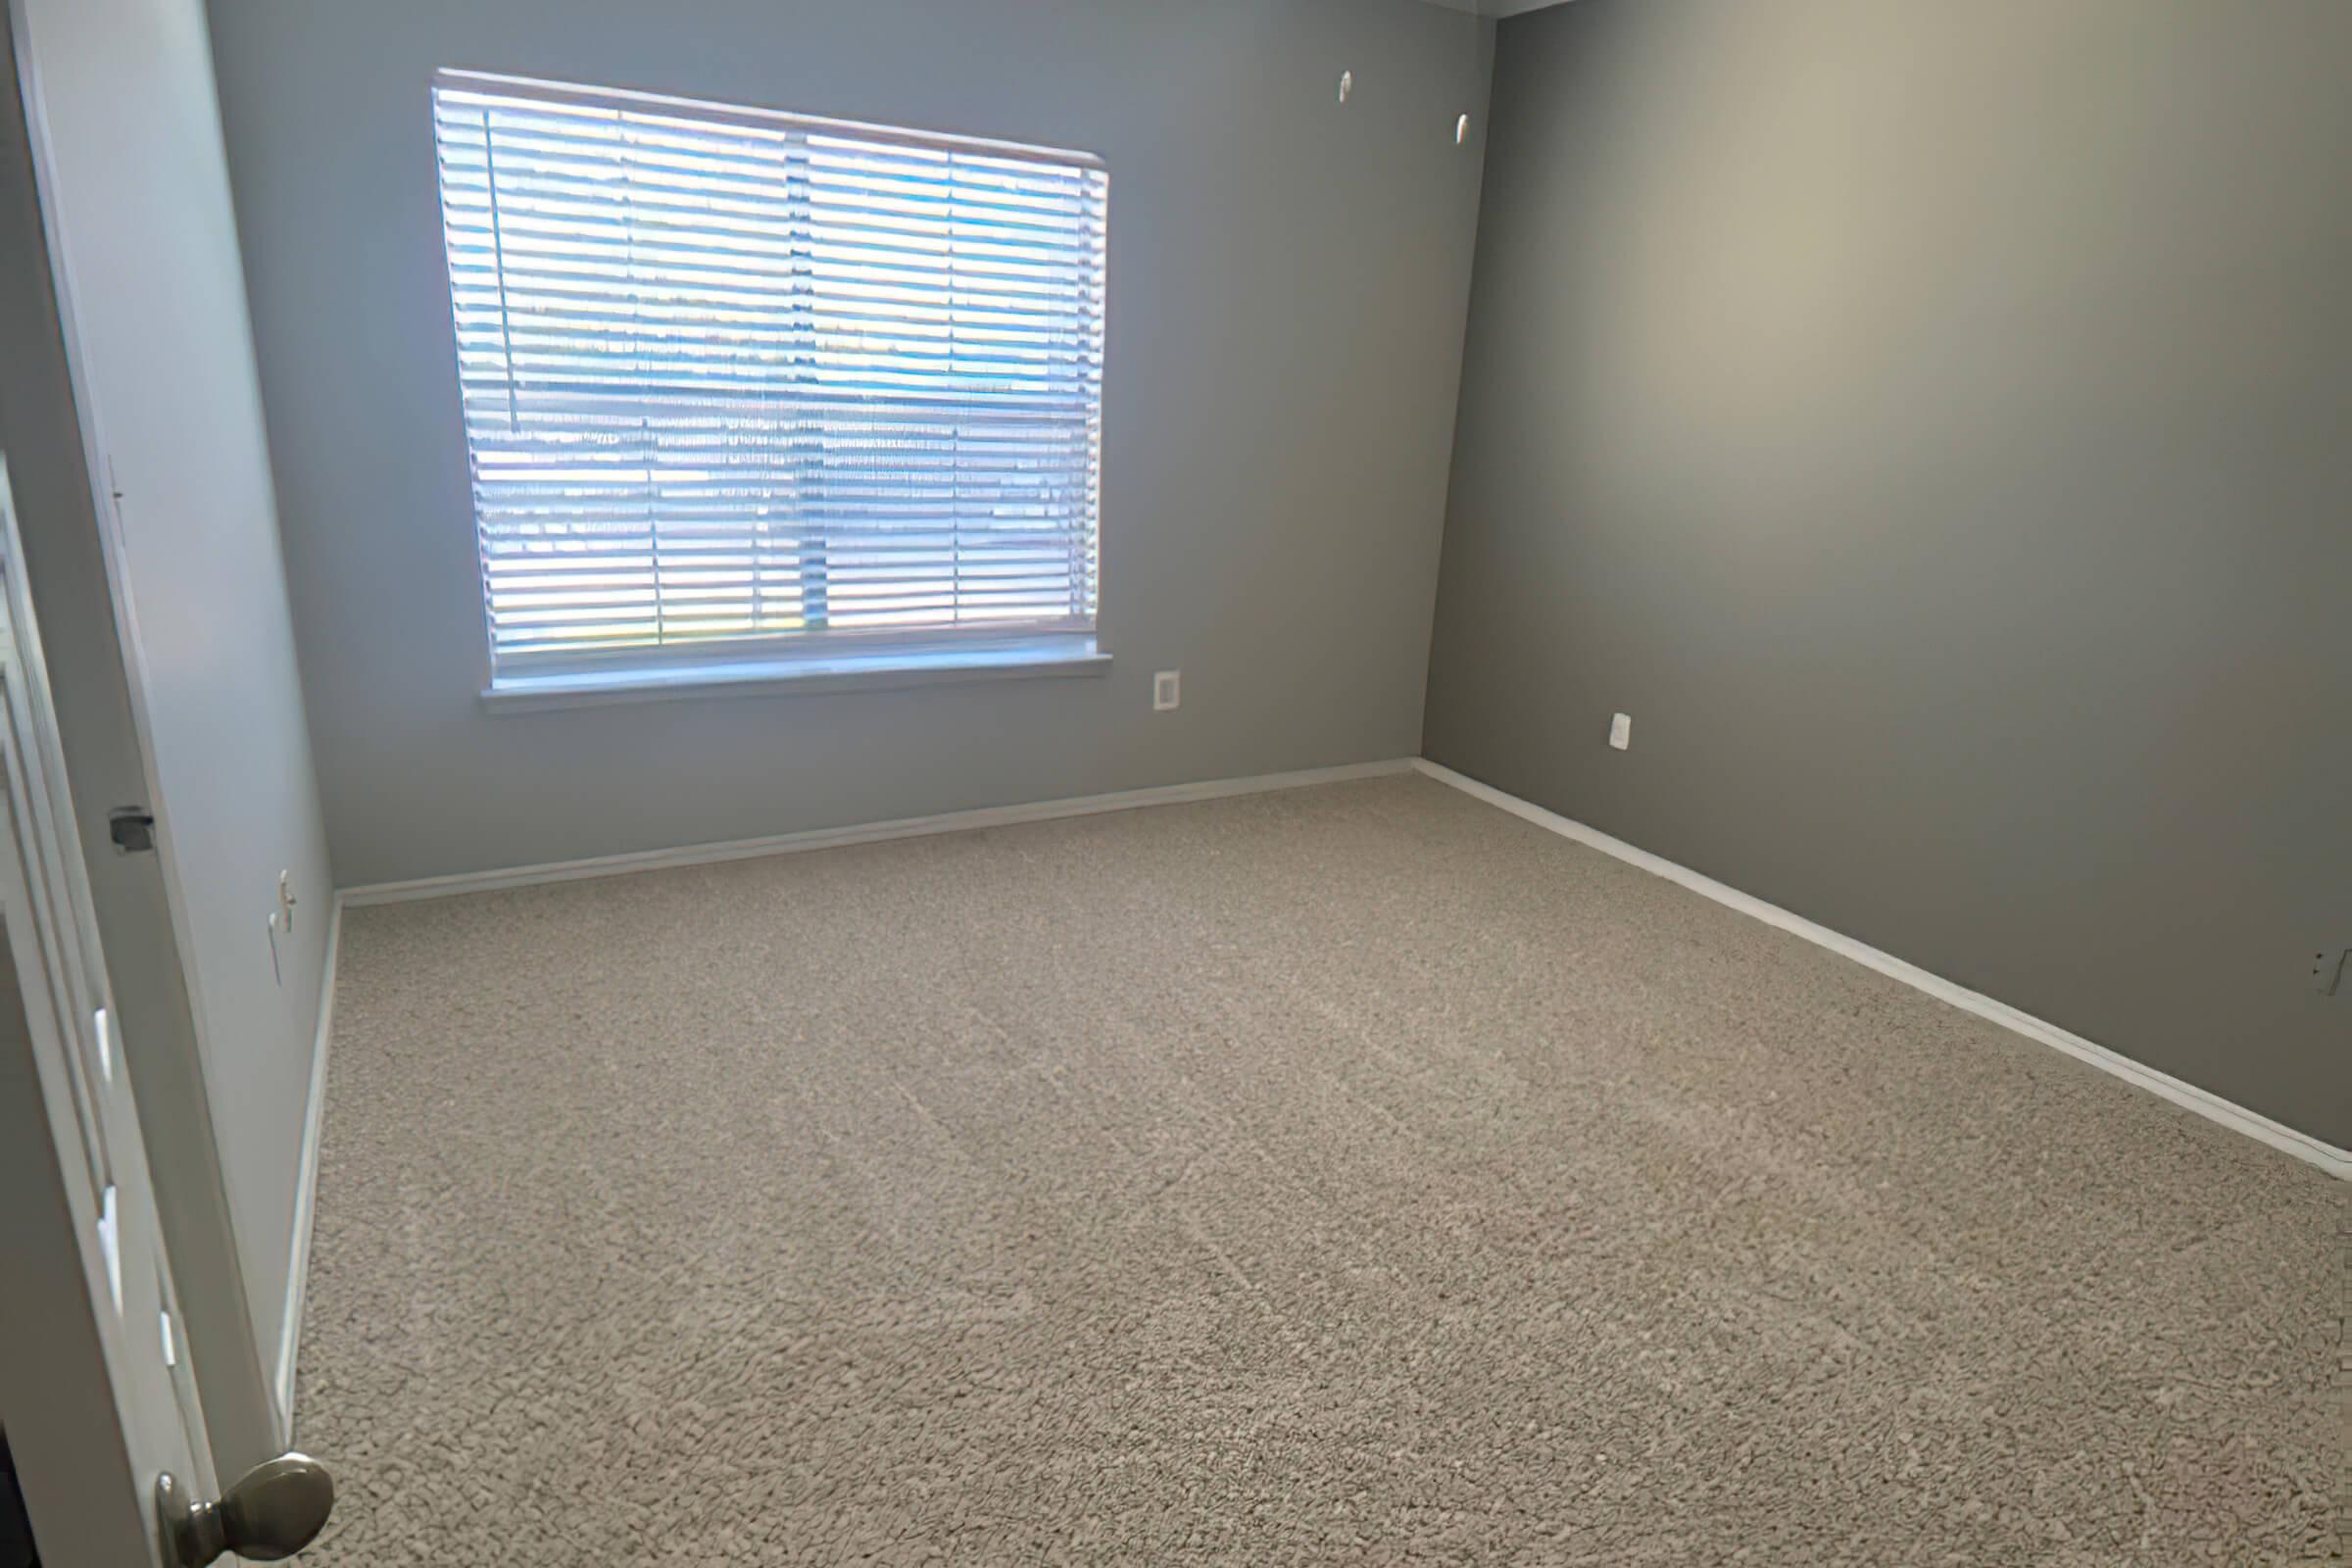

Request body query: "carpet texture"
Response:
[297, 775, 2342, 1565]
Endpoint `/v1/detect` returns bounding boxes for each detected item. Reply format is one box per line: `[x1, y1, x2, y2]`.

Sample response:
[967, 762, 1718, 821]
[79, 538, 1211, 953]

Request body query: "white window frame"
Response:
[429, 72, 1110, 709]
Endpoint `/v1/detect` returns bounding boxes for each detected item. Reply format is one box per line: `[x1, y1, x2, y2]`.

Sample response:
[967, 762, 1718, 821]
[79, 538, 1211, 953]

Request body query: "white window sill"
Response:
[480, 638, 1110, 713]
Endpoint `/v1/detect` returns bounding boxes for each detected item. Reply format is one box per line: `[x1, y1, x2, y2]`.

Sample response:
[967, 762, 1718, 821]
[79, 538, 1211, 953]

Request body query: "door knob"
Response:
[155, 1452, 334, 1565]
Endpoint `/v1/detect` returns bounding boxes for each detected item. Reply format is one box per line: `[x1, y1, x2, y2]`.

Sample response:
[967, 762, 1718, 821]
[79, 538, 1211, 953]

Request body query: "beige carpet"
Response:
[296, 775, 2341, 1565]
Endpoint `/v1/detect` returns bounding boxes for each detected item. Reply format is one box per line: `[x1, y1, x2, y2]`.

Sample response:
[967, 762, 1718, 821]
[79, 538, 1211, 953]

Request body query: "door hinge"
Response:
[107, 807, 156, 854]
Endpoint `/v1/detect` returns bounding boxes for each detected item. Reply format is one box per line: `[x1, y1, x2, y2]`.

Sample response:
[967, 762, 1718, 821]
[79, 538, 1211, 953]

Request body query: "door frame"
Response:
[0, 0, 283, 1471]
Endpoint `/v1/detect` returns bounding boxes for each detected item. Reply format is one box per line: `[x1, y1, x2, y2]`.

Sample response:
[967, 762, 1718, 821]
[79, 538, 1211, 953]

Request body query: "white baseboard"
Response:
[273, 893, 342, 1441]
[1413, 759, 2350, 1181]
[331, 754, 2343, 1178]
[341, 759, 1418, 907]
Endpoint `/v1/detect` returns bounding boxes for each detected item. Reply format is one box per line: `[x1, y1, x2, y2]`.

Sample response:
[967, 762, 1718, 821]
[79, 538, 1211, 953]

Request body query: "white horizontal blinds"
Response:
[430, 75, 1106, 673]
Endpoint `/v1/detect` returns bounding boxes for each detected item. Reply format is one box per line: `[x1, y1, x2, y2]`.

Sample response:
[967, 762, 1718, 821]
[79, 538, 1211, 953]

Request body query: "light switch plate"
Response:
[1153, 670, 1181, 711]
[1608, 712, 1632, 751]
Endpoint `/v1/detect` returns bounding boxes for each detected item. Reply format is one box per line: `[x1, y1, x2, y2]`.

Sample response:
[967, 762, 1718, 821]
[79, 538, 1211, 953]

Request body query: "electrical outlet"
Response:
[1153, 670, 1181, 711]
[2313, 948, 2347, 997]
[1608, 711, 1632, 751]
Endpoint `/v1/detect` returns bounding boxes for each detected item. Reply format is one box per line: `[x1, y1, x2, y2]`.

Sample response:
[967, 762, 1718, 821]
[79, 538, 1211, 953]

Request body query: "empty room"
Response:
[0, 0, 2342, 1564]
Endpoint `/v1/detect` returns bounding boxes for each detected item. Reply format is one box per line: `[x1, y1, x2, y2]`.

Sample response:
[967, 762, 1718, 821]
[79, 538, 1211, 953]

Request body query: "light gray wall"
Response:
[1425, 0, 2352, 1146]
[8, 0, 336, 1461]
[204, 0, 1492, 887]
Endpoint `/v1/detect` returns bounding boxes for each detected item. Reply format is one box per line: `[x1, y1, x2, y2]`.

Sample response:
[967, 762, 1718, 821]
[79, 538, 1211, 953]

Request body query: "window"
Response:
[429, 73, 1107, 698]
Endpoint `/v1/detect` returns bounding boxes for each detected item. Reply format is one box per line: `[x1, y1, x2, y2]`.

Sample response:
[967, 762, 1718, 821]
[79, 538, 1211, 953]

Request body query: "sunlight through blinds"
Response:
[430, 73, 1106, 677]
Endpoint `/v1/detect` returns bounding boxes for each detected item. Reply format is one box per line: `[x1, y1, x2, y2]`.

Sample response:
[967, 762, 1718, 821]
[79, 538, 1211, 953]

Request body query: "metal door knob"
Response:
[156, 1452, 334, 1565]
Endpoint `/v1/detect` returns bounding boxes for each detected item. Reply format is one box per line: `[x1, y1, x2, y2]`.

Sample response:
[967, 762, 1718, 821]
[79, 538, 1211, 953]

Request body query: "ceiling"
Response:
[1408, 0, 1575, 17]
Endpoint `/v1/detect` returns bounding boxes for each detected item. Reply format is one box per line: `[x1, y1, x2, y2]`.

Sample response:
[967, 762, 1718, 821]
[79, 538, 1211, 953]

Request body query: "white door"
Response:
[0, 466, 331, 1565]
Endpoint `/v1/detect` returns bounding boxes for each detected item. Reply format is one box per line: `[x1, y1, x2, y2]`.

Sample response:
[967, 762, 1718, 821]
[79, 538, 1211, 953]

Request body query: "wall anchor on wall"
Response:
[1455, 113, 1470, 145]
[1338, 71, 1352, 104]
[2314, 948, 2347, 997]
